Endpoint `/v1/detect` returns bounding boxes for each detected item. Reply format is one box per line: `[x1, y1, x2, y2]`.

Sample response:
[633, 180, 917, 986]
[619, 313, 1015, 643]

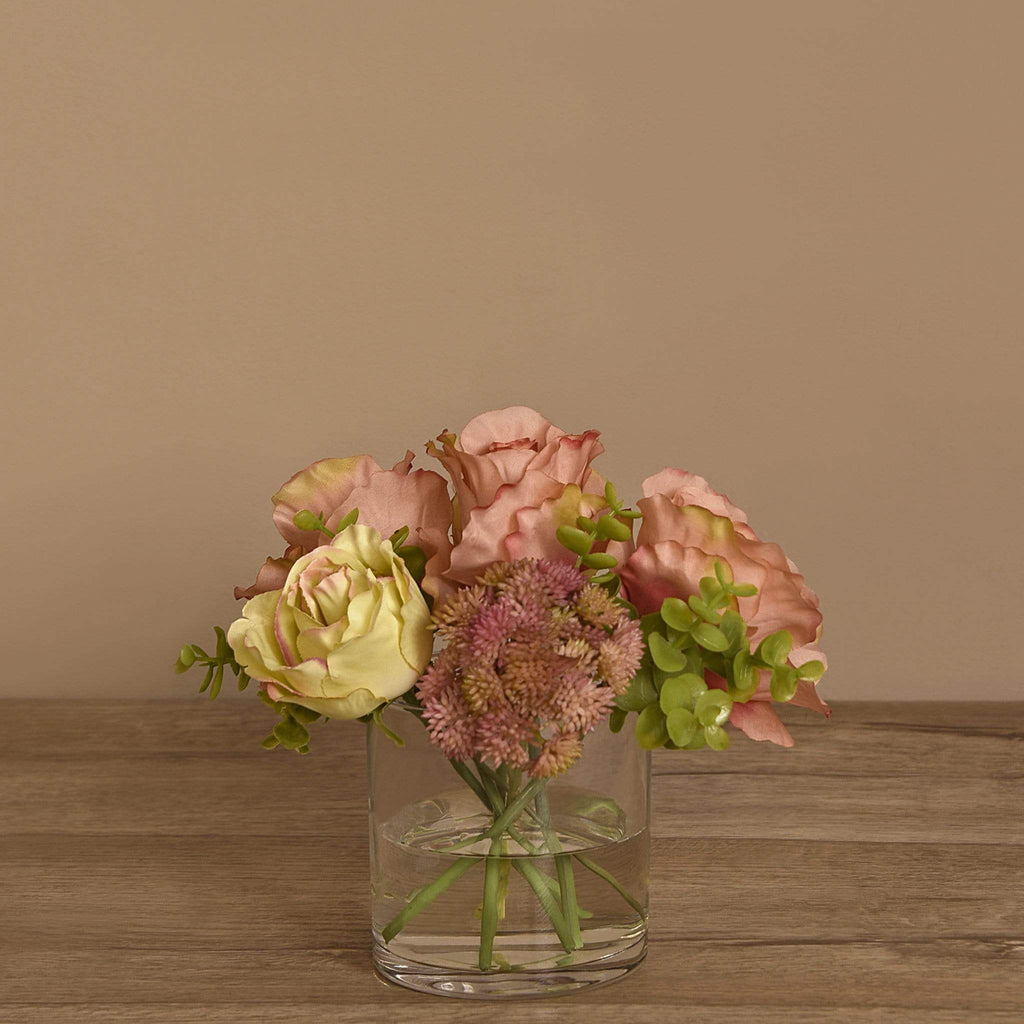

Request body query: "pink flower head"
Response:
[416, 558, 643, 777]
[619, 469, 828, 747]
[236, 451, 454, 601]
[427, 407, 607, 585]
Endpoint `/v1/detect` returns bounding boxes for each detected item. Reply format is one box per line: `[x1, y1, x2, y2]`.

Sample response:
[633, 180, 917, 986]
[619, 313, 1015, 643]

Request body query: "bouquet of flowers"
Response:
[176, 406, 827, 995]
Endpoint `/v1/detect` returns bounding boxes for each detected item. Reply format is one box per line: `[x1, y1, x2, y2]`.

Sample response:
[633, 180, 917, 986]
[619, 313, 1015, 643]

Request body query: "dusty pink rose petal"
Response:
[233, 544, 303, 601]
[429, 406, 606, 585]
[729, 700, 796, 747]
[642, 468, 757, 539]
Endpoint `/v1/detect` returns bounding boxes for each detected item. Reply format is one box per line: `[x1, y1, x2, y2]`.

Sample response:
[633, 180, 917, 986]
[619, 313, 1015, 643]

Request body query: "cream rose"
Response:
[227, 524, 433, 720]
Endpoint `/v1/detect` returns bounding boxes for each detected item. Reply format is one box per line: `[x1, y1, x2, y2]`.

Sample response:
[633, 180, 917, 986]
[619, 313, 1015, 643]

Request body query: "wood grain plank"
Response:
[1, 836, 1019, 951]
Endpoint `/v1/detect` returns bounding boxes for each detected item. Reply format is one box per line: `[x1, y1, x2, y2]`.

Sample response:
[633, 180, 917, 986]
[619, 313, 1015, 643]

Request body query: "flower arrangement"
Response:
[176, 406, 827, 994]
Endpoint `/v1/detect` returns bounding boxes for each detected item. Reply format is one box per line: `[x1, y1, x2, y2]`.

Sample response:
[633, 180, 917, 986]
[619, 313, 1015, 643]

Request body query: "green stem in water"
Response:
[574, 853, 647, 917]
[534, 785, 583, 949]
[381, 856, 478, 942]
[441, 777, 546, 852]
[478, 837, 503, 970]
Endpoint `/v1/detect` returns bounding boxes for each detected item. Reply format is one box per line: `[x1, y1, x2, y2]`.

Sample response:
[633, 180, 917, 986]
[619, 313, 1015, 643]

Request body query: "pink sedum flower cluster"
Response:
[416, 558, 644, 778]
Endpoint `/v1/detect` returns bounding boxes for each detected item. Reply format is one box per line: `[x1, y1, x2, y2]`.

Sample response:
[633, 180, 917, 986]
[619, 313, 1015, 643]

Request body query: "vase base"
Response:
[372, 934, 647, 1000]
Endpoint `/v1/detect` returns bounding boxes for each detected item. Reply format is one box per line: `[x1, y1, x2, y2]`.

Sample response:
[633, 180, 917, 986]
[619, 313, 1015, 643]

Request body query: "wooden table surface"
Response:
[1, 700, 1021, 1023]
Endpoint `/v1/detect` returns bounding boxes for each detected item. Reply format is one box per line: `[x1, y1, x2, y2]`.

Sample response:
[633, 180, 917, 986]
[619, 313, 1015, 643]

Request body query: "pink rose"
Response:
[619, 468, 828, 746]
[427, 406, 607, 585]
[236, 451, 454, 600]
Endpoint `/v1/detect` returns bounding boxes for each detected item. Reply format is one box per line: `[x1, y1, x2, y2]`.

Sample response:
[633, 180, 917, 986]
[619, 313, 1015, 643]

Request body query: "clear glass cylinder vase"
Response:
[368, 704, 650, 998]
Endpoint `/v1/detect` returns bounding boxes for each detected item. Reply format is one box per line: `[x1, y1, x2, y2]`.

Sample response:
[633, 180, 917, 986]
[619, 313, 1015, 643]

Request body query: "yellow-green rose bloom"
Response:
[227, 524, 433, 720]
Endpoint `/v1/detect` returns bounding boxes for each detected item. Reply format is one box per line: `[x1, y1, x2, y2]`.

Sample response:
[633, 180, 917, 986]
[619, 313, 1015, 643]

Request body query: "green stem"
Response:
[478, 837, 502, 970]
[574, 853, 646, 917]
[534, 785, 583, 949]
[381, 855, 478, 942]
[441, 777, 546, 852]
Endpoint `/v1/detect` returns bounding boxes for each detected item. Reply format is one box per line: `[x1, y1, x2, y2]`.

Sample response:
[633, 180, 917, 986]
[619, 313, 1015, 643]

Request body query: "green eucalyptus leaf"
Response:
[208, 665, 224, 700]
[581, 551, 617, 570]
[666, 708, 697, 747]
[237, 671, 250, 692]
[694, 689, 732, 727]
[618, 508, 642, 519]
[705, 725, 730, 751]
[178, 644, 196, 669]
[214, 626, 229, 662]
[274, 716, 310, 750]
[388, 525, 410, 548]
[719, 610, 747, 652]
[635, 705, 669, 749]
[699, 576, 721, 605]
[557, 525, 594, 556]
[609, 707, 627, 733]
[198, 665, 214, 693]
[728, 582, 758, 597]
[189, 645, 208, 659]
[604, 480, 619, 510]
[335, 507, 359, 532]
[714, 560, 734, 587]
[288, 705, 321, 725]
[693, 622, 729, 652]
[659, 673, 708, 713]
[616, 666, 659, 712]
[770, 665, 799, 702]
[682, 730, 709, 750]
[261, 735, 280, 750]
[292, 509, 322, 532]
[575, 516, 598, 534]
[797, 660, 826, 682]
[648, 632, 688, 673]
[660, 597, 696, 632]
[758, 630, 793, 667]
[397, 545, 427, 583]
[596, 514, 632, 542]
[688, 596, 722, 623]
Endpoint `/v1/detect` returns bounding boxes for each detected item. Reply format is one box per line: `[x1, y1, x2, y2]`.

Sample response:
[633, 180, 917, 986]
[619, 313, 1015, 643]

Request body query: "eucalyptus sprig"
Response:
[554, 481, 641, 594]
[173, 626, 249, 700]
[257, 689, 322, 754]
[610, 559, 824, 751]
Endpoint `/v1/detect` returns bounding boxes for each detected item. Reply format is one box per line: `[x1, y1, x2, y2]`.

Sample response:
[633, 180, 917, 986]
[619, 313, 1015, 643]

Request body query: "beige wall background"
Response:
[2, 0, 1021, 702]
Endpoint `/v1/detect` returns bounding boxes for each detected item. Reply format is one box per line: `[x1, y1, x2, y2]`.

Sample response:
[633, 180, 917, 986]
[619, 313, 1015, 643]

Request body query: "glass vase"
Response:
[367, 703, 650, 998]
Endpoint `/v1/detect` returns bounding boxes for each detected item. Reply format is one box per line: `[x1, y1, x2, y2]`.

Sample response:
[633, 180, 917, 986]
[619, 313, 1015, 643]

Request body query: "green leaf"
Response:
[714, 560, 734, 587]
[666, 708, 697, 747]
[596, 514, 631, 542]
[659, 673, 708, 713]
[757, 630, 793, 667]
[635, 705, 669, 749]
[237, 672, 250, 692]
[699, 576, 721, 605]
[770, 665, 799, 702]
[615, 666, 659, 711]
[335, 507, 359, 532]
[797, 660, 826, 682]
[728, 582, 758, 598]
[719, 610, 747, 652]
[288, 704, 321, 725]
[396, 544, 427, 583]
[214, 626, 229, 662]
[730, 650, 759, 700]
[640, 612, 666, 638]
[705, 725, 730, 751]
[695, 689, 732, 727]
[609, 707, 627, 733]
[648, 632, 688, 673]
[618, 508, 643, 519]
[604, 480, 619, 510]
[681, 730, 708, 750]
[177, 644, 195, 669]
[581, 551, 617, 570]
[261, 735, 280, 750]
[693, 622, 729, 652]
[388, 525, 410, 548]
[198, 665, 214, 693]
[687, 596, 722, 623]
[273, 716, 310, 750]
[660, 597, 696, 632]
[575, 516, 598, 534]
[556, 525, 594, 556]
[208, 664, 224, 700]
[189, 645, 209, 659]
